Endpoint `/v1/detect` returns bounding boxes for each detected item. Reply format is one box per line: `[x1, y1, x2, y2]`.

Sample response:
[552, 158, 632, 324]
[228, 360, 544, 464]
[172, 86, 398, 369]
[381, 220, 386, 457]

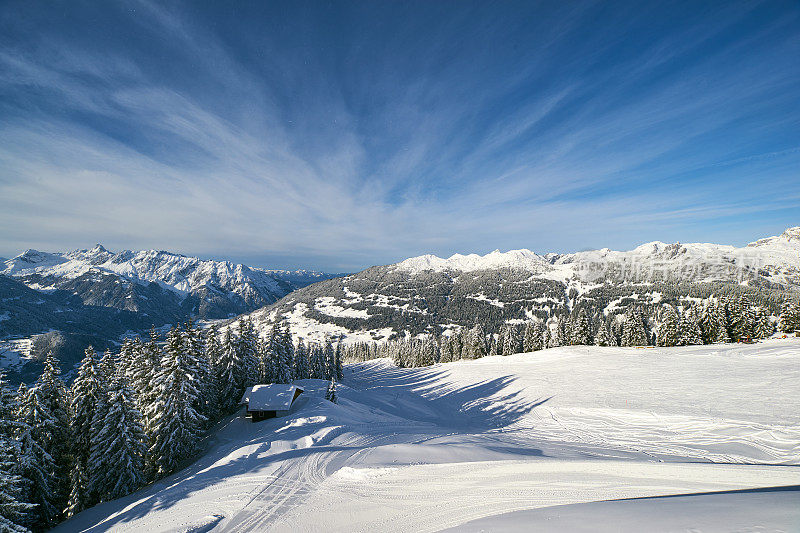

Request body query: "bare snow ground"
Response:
[57, 338, 800, 533]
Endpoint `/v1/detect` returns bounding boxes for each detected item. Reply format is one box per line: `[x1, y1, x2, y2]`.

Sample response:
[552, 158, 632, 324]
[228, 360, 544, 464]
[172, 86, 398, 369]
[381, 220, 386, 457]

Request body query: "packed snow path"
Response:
[58, 339, 800, 532]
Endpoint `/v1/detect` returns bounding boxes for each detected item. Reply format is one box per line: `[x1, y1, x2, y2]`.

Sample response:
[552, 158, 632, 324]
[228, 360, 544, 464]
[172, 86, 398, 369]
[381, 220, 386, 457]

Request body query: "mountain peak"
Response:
[780, 226, 800, 241]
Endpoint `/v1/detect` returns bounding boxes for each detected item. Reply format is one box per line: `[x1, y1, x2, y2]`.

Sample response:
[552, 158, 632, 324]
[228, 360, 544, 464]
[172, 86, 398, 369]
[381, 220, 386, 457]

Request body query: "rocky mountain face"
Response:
[0, 245, 341, 381]
[246, 228, 800, 345]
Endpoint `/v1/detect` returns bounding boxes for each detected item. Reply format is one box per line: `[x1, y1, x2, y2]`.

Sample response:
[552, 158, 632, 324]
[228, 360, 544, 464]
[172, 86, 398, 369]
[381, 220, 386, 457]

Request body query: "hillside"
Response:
[56, 338, 800, 532]
[245, 227, 800, 344]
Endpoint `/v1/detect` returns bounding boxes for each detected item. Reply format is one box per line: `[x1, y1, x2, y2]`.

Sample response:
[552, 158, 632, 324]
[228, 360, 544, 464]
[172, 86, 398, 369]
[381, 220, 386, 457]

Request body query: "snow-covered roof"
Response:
[241, 384, 304, 411]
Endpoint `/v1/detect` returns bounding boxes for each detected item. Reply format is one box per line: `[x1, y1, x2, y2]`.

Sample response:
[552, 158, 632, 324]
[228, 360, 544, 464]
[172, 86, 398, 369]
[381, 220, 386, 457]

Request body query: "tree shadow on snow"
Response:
[69, 365, 549, 531]
[346, 360, 550, 431]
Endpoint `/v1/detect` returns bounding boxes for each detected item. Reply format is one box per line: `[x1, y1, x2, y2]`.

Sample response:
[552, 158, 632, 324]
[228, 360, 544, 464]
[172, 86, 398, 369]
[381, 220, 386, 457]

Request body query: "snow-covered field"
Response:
[58, 338, 800, 532]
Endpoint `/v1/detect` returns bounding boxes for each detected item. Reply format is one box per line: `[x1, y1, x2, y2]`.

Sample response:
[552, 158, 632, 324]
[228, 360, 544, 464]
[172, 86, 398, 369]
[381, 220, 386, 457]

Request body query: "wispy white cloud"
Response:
[0, 1, 798, 270]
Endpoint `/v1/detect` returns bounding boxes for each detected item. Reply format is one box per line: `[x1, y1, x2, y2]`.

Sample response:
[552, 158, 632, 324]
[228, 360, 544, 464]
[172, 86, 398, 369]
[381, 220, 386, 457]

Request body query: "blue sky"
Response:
[1, 1, 798, 271]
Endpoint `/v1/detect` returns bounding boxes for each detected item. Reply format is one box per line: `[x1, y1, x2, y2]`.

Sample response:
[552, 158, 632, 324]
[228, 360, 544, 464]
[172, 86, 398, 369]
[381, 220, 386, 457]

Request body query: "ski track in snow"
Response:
[57, 338, 800, 533]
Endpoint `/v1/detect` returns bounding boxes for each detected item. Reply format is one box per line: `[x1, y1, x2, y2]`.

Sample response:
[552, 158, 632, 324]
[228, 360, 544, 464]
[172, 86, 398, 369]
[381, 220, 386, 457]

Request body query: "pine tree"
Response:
[322, 338, 336, 380]
[522, 322, 537, 352]
[146, 329, 207, 477]
[698, 299, 727, 344]
[17, 353, 70, 528]
[495, 327, 506, 356]
[439, 337, 453, 363]
[183, 322, 211, 422]
[67, 346, 105, 515]
[726, 298, 753, 341]
[753, 308, 774, 340]
[570, 309, 593, 346]
[0, 444, 31, 533]
[293, 341, 310, 380]
[778, 300, 800, 333]
[594, 322, 616, 346]
[542, 325, 553, 349]
[117, 338, 137, 377]
[621, 308, 648, 347]
[334, 341, 344, 380]
[216, 328, 244, 413]
[310, 344, 327, 378]
[656, 305, 680, 347]
[451, 333, 463, 361]
[236, 319, 259, 387]
[548, 318, 563, 348]
[464, 325, 487, 359]
[282, 326, 296, 381]
[203, 326, 224, 422]
[269, 324, 293, 384]
[128, 329, 161, 417]
[678, 305, 703, 346]
[90, 373, 146, 501]
[325, 379, 337, 404]
[98, 350, 116, 381]
[419, 337, 436, 366]
[0, 370, 33, 532]
[501, 325, 518, 356]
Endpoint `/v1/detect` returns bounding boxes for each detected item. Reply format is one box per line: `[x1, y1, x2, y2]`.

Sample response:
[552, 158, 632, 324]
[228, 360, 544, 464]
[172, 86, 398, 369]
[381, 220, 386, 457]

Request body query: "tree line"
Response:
[0, 318, 343, 532]
[342, 296, 800, 368]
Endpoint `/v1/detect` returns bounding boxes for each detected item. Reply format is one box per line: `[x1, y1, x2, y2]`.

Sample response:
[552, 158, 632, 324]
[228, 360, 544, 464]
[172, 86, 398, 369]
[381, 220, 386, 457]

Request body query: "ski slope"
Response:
[57, 338, 800, 532]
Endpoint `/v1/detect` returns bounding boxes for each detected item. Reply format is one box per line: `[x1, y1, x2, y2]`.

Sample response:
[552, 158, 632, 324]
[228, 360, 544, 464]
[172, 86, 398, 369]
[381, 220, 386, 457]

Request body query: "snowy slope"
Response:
[57, 338, 800, 532]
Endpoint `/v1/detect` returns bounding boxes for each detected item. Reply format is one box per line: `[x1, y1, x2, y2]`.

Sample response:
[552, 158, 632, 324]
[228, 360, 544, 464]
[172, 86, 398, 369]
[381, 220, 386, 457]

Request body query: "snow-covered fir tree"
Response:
[271, 323, 294, 384]
[67, 346, 105, 515]
[293, 341, 310, 380]
[547, 318, 563, 348]
[236, 319, 259, 387]
[325, 378, 338, 404]
[17, 353, 70, 527]
[203, 325, 224, 422]
[322, 338, 336, 380]
[656, 305, 680, 347]
[128, 329, 162, 418]
[570, 309, 593, 346]
[678, 305, 703, 346]
[522, 321, 541, 352]
[0, 370, 33, 532]
[778, 300, 799, 333]
[90, 372, 146, 502]
[594, 322, 616, 346]
[501, 324, 520, 355]
[217, 328, 245, 413]
[542, 324, 553, 349]
[463, 325, 487, 359]
[621, 308, 648, 347]
[725, 298, 752, 341]
[439, 337, 453, 363]
[310, 344, 327, 379]
[753, 308, 775, 339]
[333, 341, 344, 381]
[146, 328, 207, 477]
[182, 322, 212, 423]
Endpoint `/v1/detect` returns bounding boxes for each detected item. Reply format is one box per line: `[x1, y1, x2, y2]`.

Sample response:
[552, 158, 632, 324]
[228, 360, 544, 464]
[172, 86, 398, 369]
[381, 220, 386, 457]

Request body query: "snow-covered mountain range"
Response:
[396, 227, 800, 287]
[248, 227, 800, 344]
[0, 245, 341, 381]
[1, 244, 338, 308]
